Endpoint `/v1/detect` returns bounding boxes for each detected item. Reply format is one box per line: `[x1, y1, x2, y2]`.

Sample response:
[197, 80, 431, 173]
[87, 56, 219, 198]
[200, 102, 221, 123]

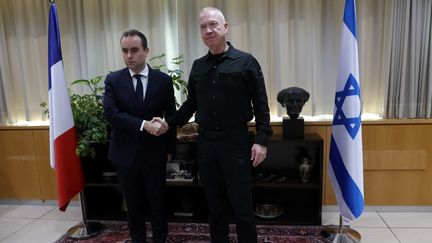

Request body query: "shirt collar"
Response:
[205, 41, 236, 61]
[129, 64, 149, 78]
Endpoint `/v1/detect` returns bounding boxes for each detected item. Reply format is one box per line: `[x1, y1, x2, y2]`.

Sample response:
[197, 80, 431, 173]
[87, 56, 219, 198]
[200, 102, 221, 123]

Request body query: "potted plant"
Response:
[69, 76, 110, 158]
[150, 54, 188, 107]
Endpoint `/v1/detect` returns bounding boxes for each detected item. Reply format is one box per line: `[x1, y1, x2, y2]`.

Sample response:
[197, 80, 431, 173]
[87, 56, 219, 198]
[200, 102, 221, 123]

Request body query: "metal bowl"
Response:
[255, 204, 284, 219]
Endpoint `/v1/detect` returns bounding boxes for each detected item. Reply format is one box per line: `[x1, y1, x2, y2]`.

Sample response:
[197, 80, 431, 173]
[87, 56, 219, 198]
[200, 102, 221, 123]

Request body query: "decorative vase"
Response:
[298, 157, 313, 183]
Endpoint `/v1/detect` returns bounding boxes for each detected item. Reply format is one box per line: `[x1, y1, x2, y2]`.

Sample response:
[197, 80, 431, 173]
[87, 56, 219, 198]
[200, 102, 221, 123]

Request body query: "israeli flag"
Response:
[328, 0, 364, 222]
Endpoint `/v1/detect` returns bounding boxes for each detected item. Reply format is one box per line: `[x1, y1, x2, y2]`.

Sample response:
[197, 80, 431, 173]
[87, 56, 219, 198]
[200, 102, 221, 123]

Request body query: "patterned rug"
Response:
[56, 221, 328, 243]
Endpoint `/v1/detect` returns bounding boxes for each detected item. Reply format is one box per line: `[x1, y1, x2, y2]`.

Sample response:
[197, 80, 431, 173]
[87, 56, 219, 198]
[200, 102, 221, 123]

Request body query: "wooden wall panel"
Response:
[323, 123, 432, 205]
[364, 150, 427, 170]
[361, 124, 432, 205]
[364, 170, 432, 205]
[0, 130, 42, 199]
[33, 130, 58, 200]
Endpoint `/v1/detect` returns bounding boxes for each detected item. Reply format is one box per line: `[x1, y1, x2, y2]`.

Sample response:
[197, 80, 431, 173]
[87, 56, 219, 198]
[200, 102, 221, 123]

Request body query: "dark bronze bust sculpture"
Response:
[277, 87, 310, 119]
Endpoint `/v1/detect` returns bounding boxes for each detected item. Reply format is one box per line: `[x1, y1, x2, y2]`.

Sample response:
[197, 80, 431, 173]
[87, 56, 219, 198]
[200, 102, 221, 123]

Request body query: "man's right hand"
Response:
[144, 120, 163, 135]
[145, 117, 169, 136]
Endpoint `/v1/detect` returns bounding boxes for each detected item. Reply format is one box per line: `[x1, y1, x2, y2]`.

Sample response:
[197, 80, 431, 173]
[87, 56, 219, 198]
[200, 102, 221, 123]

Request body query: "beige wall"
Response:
[1, 120, 432, 205]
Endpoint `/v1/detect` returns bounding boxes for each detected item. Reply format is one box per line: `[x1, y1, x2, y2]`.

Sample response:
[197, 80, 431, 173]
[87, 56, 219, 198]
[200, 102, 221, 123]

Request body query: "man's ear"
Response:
[302, 90, 310, 102]
[282, 97, 289, 107]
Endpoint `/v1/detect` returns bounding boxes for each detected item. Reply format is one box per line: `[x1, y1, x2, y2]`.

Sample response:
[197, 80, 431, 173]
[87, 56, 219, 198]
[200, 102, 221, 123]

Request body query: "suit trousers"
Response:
[197, 126, 257, 243]
[116, 150, 167, 243]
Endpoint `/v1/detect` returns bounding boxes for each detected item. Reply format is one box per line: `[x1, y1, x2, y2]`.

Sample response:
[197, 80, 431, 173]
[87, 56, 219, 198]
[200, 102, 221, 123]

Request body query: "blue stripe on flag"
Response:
[48, 4, 62, 90]
[329, 135, 364, 218]
[343, 0, 357, 37]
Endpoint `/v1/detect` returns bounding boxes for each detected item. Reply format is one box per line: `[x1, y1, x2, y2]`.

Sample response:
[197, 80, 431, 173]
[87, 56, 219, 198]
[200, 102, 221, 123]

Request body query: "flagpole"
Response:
[323, 0, 364, 241]
[322, 214, 361, 243]
[65, 191, 104, 239]
[48, 0, 104, 238]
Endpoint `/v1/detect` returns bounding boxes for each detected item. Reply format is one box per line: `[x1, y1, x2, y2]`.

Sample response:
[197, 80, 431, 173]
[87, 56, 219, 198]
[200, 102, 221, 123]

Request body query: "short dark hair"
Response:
[121, 29, 148, 49]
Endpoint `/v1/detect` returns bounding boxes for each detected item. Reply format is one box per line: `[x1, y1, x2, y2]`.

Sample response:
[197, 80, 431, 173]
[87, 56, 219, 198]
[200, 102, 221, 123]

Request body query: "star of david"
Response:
[333, 73, 361, 139]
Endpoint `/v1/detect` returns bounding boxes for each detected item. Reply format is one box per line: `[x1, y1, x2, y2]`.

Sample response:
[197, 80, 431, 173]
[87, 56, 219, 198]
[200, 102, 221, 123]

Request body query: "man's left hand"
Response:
[251, 144, 267, 167]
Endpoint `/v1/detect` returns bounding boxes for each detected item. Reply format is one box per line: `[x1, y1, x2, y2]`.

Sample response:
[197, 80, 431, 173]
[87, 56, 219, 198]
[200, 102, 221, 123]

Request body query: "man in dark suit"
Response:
[103, 29, 176, 243]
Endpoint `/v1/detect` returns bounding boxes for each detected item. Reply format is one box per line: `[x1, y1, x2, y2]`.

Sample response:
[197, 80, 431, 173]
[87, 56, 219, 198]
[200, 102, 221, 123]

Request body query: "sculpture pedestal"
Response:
[283, 117, 304, 140]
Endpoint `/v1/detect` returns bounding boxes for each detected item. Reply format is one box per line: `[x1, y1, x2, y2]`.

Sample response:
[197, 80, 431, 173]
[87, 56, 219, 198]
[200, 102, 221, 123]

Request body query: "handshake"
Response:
[143, 117, 169, 136]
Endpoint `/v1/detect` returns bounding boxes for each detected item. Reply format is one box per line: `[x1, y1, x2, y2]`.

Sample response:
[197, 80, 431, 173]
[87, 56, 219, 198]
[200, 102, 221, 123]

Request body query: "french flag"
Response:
[48, 3, 84, 212]
[328, 0, 364, 222]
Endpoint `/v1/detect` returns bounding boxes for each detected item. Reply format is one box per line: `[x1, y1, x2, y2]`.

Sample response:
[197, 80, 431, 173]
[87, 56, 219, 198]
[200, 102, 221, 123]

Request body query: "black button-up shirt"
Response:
[168, 43, 272, 145]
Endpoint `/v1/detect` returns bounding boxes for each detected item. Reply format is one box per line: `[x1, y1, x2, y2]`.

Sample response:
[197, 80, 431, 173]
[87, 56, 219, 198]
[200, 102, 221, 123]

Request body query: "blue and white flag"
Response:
[328, 0, 364, 222]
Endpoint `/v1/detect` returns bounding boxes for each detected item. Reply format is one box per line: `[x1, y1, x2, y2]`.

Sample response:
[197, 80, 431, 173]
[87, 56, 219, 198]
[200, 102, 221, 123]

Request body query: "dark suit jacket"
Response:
[103, 65, 176, 168]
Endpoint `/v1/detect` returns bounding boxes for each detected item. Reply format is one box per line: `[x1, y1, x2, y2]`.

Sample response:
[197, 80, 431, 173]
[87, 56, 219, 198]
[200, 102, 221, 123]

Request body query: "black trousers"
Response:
[116, 150, 167, 243]
[197, 126, 257, 243]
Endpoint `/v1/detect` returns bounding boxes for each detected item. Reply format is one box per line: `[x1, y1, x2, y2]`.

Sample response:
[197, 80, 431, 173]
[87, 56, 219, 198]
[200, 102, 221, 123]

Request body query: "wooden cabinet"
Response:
[82, 135, 323, 225]
[162, 134, 323, 225]
[252, 134, 323, 225]
[165, 182, 208, 221]
[81, 143, 126, 220]
[83, 183, 126, 220]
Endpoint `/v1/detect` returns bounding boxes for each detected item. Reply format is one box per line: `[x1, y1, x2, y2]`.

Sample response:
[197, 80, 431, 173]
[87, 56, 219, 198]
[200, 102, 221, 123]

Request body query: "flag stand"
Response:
[66, 191, 104, 239]
[322, 214, 361, 243]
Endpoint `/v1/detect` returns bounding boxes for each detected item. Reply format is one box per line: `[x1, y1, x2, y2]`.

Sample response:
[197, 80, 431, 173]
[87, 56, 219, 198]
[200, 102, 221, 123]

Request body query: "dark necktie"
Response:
[134, 74, 143, 106]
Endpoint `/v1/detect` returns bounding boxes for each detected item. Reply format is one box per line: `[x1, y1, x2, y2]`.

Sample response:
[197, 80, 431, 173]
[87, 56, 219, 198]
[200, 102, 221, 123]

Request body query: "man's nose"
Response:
[203, 26, 213, 33]
[125, 51, 133, 58]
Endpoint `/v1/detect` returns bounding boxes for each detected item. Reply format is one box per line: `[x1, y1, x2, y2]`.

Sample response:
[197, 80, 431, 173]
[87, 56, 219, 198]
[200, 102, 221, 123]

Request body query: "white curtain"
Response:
[0, 0, 401, 124]
[174, 0, 392, 117]
[386, 0, 432, 118]
[0, 0, 50, 123]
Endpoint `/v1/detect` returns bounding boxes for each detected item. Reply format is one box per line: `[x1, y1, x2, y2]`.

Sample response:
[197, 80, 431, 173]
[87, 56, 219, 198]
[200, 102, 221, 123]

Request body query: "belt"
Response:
[198, 124, 248, 139]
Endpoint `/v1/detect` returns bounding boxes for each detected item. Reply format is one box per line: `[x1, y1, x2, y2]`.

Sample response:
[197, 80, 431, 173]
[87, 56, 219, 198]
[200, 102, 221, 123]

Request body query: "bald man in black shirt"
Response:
[158, 7, 272, 243]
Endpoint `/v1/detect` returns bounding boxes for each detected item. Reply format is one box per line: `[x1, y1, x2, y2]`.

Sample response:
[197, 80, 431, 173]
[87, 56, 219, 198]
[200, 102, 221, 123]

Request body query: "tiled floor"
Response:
[0, 201, 431, 243]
